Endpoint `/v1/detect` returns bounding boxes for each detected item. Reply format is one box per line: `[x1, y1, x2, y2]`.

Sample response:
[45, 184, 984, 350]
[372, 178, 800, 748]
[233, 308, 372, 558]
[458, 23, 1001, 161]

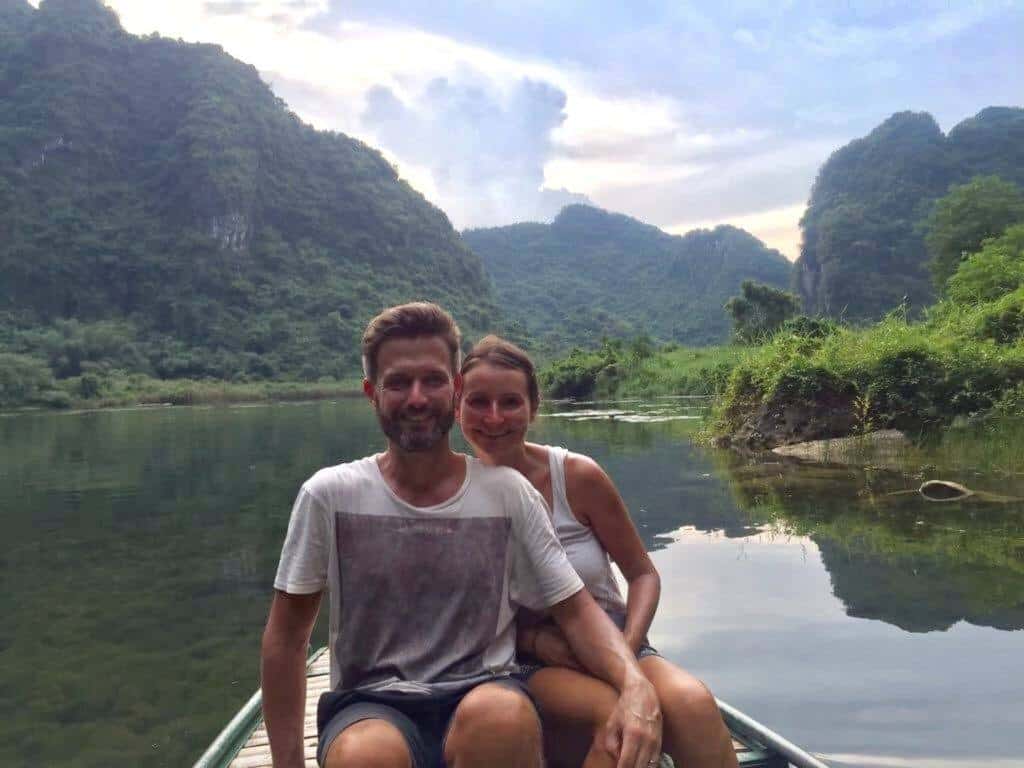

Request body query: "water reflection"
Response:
[716, 454, 1024, 632]
[2, 399, 1022, 767]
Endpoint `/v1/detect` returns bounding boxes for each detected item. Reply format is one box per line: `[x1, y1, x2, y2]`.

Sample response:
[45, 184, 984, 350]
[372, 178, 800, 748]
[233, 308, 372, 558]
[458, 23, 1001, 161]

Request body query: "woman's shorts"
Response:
[518, 609, 660, 678]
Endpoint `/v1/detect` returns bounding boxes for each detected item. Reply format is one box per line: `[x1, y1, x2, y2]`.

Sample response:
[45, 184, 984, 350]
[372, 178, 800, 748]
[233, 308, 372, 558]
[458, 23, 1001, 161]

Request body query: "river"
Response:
[2, 399, 1022, 767]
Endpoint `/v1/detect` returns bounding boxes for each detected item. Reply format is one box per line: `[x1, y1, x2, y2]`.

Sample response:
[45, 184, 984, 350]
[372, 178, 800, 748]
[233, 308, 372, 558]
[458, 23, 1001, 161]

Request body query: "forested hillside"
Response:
[795, 107, 1024, 321]
[464, 205, 792, 354]
[0, 0, 498, 381]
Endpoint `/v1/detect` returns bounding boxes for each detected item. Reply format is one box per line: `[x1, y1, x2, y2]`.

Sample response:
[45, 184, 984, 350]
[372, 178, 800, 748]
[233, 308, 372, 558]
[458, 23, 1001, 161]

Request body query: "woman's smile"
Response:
[458, 362, 535, 457]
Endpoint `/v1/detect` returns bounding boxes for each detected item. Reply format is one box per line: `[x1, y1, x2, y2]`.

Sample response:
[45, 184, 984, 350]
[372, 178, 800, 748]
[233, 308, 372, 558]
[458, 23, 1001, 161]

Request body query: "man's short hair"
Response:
[361, 302, 462, 382]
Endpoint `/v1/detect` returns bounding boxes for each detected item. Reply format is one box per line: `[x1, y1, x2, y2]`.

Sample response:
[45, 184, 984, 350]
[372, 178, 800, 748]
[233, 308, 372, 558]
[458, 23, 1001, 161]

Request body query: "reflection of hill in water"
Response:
[718, 455, 1024, 632]
[530, 415, 765, 548]
[816, 538, 1024, 632]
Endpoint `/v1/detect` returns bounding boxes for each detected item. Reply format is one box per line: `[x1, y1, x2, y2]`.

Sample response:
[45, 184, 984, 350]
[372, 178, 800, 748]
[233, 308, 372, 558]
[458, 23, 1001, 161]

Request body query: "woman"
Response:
[458, 335, 738, 768]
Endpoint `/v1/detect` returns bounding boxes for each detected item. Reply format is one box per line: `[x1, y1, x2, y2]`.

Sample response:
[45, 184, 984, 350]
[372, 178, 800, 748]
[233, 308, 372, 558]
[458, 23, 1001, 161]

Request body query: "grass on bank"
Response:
[1, 368, 363, 411]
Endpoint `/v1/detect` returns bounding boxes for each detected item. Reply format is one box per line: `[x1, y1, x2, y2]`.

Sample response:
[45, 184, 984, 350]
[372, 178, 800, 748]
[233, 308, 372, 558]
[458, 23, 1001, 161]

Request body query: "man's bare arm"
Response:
[260, 590, 322, 768]
[549, 589, 661, 768]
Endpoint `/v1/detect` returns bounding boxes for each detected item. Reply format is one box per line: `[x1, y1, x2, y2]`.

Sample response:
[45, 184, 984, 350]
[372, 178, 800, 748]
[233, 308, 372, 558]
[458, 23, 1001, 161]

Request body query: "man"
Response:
[261, 302, 661, 768]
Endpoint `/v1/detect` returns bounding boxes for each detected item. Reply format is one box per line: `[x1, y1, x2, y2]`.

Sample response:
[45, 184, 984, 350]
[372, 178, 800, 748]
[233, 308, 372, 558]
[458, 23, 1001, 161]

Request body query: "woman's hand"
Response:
[533, 625, 584, 670]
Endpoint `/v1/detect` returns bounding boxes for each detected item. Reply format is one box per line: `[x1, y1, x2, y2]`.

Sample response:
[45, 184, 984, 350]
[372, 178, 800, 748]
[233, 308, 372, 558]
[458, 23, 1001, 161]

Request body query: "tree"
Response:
[946, 224, 1024, 305]
[724, 281, 801, 344]
[923, 175, 1024, 290]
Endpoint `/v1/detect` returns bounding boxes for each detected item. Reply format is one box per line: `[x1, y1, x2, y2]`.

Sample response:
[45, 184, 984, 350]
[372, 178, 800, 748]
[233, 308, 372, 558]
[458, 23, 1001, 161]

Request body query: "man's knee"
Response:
[448, 683, 540, 744]
[322, 718, 412, 768]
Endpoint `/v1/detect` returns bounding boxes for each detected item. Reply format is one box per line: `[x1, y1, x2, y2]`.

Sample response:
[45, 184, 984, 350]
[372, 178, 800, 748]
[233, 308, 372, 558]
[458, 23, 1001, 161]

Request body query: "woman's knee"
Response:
[643, 660, 722, 733]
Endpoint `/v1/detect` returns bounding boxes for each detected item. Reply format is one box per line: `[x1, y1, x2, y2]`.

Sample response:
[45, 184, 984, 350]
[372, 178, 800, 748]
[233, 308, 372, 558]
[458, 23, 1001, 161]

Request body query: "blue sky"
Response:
[73, 0, 1024, 257]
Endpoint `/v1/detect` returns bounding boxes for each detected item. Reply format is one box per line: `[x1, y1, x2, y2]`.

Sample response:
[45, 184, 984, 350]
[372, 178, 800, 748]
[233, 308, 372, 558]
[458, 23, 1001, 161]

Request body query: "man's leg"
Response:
[442, 681, 543, 768]
[322, 718, 412, 768]
[318, 699, 427, 768]
[639, 656, 739, 768]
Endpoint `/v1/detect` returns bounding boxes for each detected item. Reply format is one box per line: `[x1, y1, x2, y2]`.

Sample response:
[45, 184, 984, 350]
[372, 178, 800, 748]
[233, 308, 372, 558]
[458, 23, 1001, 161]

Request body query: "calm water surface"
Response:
[2, 400, 1022, 767]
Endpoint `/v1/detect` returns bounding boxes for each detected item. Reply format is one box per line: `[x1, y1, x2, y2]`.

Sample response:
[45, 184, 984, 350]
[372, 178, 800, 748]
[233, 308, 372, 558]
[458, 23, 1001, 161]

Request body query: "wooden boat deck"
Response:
[216, 648, 789, 768]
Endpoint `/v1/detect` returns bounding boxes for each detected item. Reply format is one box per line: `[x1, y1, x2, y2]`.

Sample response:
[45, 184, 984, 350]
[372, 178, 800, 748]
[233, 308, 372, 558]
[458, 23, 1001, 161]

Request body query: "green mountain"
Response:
[463, 204, 793, 354]
[0, 0, 498, 381]
[794, 107, 1024, 322]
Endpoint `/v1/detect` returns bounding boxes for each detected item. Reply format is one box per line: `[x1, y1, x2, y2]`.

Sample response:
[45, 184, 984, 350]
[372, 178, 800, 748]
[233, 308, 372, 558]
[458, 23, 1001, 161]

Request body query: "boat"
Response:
[194, 647, 829, 768]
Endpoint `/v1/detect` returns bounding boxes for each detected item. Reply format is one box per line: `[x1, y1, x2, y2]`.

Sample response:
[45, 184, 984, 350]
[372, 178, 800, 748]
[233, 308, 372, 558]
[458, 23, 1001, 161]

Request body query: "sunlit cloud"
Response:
[666, 203, 807, 262]
[544, 157, 707, 194]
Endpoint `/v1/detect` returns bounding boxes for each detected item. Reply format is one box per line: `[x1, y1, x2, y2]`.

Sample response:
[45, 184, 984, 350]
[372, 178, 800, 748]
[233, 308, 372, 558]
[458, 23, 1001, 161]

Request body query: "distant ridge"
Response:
[464, 204, 792, 354]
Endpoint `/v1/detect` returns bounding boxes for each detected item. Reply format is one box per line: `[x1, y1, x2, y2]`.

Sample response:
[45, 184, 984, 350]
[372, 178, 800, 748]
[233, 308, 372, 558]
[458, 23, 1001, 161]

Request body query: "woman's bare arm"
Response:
[564, 453, 661, 653]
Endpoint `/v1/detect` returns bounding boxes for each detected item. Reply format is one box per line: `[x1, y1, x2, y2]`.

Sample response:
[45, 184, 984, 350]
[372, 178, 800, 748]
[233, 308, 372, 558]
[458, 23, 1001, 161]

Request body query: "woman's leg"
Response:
[527, 667, 619, 768]
[639, 656, 739, 768]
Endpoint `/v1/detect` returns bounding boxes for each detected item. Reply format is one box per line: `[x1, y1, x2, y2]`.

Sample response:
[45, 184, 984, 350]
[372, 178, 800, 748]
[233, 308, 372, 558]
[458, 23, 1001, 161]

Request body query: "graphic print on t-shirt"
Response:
[334, 511, 511, 690]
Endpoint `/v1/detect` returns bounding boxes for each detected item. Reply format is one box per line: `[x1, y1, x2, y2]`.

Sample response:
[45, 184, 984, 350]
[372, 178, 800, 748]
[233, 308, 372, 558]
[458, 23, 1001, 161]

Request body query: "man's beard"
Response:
[377, 402, 455, 452]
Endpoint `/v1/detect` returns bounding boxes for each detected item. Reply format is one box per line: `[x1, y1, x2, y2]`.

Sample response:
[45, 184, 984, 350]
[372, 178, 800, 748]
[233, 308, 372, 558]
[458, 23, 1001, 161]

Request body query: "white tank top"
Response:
[546, 446, 627, 613]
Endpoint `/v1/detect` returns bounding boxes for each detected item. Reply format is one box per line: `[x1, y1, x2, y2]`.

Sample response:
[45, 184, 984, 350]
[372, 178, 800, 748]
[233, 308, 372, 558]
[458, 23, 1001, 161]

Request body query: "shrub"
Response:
[540, 349, 606, 399]
[972, 288, 1024, 344]
[946, 224, 1024, 304]
[778, 315, 840, 339]
[0, 353, 53, 406]
[725, 280, 801, 344]
[78, 373, 102, 399]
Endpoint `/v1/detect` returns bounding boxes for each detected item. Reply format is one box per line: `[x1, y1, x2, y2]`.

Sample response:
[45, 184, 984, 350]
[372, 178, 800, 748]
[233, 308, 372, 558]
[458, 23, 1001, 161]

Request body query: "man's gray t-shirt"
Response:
[274, 455, 583, 695]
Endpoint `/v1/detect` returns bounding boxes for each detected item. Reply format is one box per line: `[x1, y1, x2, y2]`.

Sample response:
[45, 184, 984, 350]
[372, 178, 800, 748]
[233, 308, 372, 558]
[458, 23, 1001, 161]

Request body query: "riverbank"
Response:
[540, 315, 1023, 452]
[542, 225, 1024, 450]
[1, 372, 363, 412]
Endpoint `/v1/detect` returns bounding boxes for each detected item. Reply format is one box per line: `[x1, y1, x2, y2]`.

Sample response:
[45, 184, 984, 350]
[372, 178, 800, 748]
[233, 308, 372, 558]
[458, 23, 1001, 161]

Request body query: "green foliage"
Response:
[992, 383, 1024, 417]
[540, 341, 743, 400]
[795, 108, 1024, 322]
[0, 0, 500, 387]
[778, 315, 840, 339]
[540, 347, 607, 399]
[724, 280, 800, 344]
[945, 224, 1024, 305]
[465, 205, 792, 356]
[923, 176, 1024, 289]
[970, 288, 1024, 345]
[713, 298, 1024, 440]
[0, 352, 53, 406]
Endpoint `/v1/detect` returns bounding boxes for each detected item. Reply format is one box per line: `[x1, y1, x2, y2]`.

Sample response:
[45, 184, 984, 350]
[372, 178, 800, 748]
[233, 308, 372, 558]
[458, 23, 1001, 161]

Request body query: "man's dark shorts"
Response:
[316, 676, 537, 767]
